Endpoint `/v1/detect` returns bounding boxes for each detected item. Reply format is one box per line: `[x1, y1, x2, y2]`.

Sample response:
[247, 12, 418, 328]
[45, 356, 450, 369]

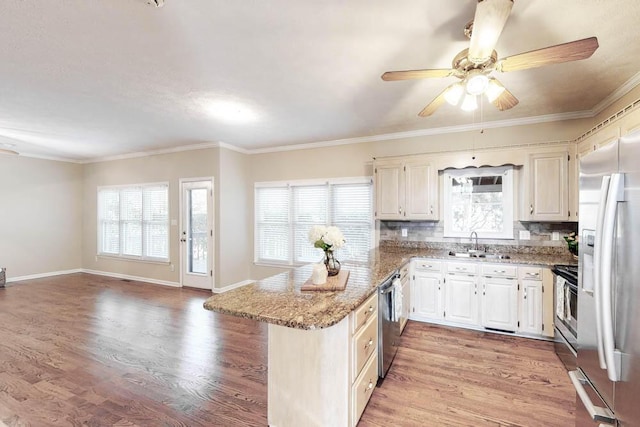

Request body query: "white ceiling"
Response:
[2, 0, 640, 161]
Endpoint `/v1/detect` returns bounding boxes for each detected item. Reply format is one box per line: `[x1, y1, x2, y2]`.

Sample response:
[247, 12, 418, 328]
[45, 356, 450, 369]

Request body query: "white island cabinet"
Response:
[268, 292, 378, 427]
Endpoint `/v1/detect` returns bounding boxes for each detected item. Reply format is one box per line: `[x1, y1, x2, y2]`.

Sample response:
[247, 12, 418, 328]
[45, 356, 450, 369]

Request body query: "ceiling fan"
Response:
[381, 0, 599, 117]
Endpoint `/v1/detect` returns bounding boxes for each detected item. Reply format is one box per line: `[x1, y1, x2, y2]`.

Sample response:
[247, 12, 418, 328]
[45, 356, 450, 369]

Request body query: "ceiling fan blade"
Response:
[468, 0, 514, 64]
[418, 88, 449, 117]
[497, 37, 599, 72]
[381, 69, 453, 81]
[491, 86, 519, 111]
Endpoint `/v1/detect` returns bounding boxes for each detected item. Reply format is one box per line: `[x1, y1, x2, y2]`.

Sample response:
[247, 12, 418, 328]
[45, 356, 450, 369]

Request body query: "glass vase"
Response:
[324, 250, 341, 277]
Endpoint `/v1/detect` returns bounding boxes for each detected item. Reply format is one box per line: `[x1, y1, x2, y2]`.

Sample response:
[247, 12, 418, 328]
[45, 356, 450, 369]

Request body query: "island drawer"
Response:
[446, 262, 478, 275]
[413, 259, 442, 272]
[352, 292, 378, 334]
[351, 350, 378, 426]
[481, 264, 518, 278]
[352, 312, 378, 382]
[519, 267, 543, 281]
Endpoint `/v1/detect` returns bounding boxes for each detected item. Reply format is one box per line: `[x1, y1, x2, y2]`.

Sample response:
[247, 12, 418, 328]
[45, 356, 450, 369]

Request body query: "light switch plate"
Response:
[401, 228, 408, 237]
[519, 230, 531, 240]
[552, 231, 560, 241]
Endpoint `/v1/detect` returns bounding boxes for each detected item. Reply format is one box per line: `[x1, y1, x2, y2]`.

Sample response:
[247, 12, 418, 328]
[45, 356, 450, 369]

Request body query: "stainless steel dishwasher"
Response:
[378, 271, 401, 380]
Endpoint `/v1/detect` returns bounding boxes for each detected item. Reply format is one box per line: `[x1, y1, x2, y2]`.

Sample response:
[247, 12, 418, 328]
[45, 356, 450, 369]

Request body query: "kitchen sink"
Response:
[448, 251, 511, 260]
[448, 251, 480, 258]
[478, 253, 511, 259]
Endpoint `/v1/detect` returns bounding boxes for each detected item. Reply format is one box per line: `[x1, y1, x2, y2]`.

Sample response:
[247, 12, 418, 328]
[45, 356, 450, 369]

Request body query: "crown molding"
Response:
[246, 110, 593, 155]
[591, 71, 640, 115]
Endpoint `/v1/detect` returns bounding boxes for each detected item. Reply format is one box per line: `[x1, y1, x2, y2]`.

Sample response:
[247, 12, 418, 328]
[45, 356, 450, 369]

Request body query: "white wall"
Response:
[0, 155, 83, 279]
[217, 147, 252, 288]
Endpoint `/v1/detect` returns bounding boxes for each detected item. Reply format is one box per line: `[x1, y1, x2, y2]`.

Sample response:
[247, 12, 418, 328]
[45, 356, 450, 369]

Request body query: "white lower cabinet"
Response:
[444, 274, 478, 326]
[481, 277, 518, 332]
[520, 280, 543, 335]
[412, 271, 444, 320]
[409, 259, 552, 339]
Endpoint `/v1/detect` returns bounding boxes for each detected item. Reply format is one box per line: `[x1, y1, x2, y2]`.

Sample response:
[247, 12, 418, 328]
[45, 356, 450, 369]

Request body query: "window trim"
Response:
[97, 182, 170, 263]
[254, 176, 374, 267]
[443, 166, 514, 239]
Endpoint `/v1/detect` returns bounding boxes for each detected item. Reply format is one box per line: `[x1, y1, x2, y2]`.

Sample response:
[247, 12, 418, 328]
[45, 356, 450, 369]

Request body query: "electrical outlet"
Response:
[519, 230, 531, 240]
[170, 264, 175, 272]
[401, 228, 408, 237]
[552, 231, 560, 241]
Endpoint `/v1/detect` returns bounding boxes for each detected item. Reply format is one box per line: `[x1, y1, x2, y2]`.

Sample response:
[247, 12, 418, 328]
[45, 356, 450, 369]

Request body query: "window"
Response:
[255, 178, 373, 265]
[443, 166, 513, 239]
[98, 183, 169, 261]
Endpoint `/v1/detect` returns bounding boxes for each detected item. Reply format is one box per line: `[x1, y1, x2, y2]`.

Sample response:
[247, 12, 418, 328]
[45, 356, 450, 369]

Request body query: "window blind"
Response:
[255, 178, 373, 265]
[330, 182, 373, 261]
[97, 183, 169, 261]
[255, 186, 290, 263]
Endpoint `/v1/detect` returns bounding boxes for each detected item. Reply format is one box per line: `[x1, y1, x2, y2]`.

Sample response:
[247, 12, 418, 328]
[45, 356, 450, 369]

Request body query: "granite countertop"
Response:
[203, 246, 577, 330]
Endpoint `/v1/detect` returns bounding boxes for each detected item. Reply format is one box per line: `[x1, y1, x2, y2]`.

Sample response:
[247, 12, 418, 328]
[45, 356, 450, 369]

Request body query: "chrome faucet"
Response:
[470, 231, 479, 251]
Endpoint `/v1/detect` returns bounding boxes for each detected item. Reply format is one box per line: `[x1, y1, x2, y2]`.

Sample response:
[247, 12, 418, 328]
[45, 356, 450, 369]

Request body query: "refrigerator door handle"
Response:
[569, 370, 616, 424]
[601, 173, 624, 382]
[593, 175, 611, 370]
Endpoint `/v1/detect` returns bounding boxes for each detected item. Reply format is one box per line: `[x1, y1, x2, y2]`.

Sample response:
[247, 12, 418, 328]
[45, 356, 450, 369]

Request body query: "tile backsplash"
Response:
[379, 220, 578, 254]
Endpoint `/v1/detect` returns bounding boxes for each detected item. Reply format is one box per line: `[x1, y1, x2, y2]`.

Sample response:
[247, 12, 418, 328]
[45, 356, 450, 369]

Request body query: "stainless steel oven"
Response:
[553, 264, 578, 370]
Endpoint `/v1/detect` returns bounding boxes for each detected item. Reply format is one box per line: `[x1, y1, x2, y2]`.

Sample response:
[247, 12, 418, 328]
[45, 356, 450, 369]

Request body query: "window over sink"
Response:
[443, 166, 514, 239]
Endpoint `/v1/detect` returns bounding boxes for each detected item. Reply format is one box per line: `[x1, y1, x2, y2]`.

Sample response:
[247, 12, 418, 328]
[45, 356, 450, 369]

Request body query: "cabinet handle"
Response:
[526, 272, 540, 277]
[524, 288, 528, 300]
[365, 380, 374, 392]
[530, 204, 534, 215]
[399, 207, 402, 214]
[455, 267, 465, 271]
[364, 338, 374, 350]
[430, 205, 433, 215]
[494, 270, 506, 274]
[422, 264, 432, 268]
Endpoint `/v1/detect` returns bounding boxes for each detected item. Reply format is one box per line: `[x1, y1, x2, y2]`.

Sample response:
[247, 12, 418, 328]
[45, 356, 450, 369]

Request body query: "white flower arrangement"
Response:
[308, 225, 346, 251]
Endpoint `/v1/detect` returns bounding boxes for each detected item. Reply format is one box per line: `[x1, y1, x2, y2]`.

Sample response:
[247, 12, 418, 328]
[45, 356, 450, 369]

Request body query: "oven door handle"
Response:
[380, 286, 394, 295]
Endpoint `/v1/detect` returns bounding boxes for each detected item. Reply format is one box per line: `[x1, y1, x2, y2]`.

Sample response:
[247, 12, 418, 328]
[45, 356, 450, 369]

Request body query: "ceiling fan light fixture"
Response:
[465, 72, 489, 96]
[444, 83, 464, 106]
[485, 78, 506, 102]
[460, 94, 478, 112]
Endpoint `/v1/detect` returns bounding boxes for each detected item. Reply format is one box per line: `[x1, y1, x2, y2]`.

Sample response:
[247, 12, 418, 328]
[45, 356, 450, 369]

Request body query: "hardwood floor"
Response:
[0, 274, 268, 426]
[0, 274, 574, 426]
[360, 322, 575, 427]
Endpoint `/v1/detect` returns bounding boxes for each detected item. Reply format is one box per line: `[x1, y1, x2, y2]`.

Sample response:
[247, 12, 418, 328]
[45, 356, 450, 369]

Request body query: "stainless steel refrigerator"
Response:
[571, 129, 640, 426]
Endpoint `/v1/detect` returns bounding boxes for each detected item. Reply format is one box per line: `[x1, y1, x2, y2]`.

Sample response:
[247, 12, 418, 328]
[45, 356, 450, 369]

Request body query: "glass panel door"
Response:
[181, 179, 213, 289]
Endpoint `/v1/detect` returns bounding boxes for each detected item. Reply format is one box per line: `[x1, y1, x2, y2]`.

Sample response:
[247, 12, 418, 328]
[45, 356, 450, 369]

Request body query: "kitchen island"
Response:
[203, 245, 577, 426]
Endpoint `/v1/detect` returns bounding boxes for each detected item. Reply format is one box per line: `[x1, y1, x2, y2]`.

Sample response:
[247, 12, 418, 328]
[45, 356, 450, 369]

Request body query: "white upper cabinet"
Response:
[404, 162, 438, 220]
[523, 150, 570, 221]
[374, 158, 438, 221]
[375, 161, 404, 220]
